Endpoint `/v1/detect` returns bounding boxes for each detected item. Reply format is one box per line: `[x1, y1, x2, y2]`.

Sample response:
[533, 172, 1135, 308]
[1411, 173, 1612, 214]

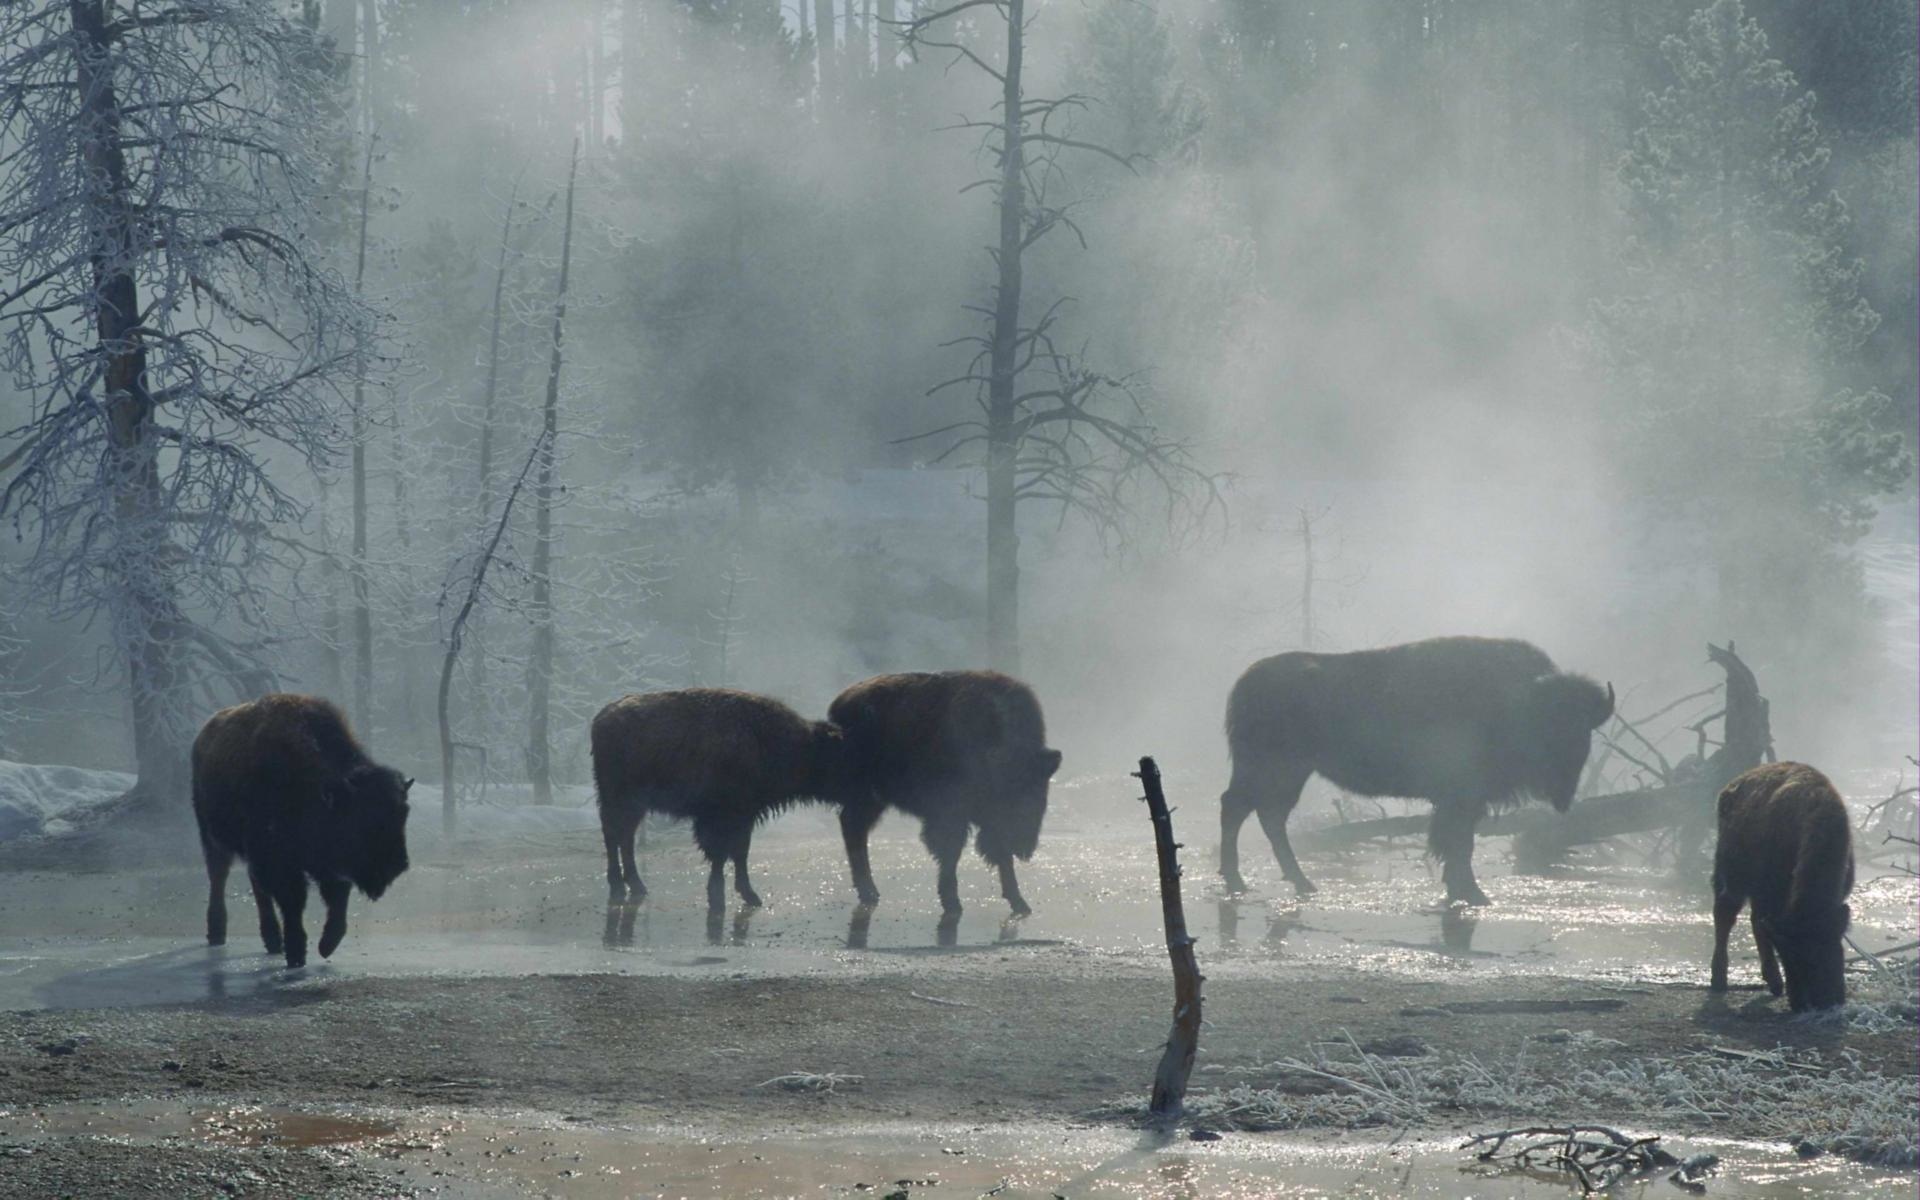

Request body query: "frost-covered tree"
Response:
[1590, 0, 1908, 659]
[0, 2, 378, 803]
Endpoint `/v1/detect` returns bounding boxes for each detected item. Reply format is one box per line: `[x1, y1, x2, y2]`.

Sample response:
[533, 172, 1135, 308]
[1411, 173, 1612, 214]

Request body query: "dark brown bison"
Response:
[192, 695, 413, 968]
[829, 671, 1061, 916]
[1222, 636, 1612, 905]
[1710, 762, 1855, 1011]
[589, 688, 843, 909]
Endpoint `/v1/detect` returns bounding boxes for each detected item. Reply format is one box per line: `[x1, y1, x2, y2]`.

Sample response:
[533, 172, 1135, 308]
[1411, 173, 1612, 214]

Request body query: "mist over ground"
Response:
[3, 0, 1913, 802]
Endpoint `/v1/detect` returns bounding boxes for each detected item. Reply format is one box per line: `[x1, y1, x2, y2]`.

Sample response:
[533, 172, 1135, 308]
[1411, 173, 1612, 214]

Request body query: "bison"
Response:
[589, 688, 843, 909]
[1710, 762, 1855, 1011]
[192, 694, 413, 968]
[1222, 636, 1613, 905]
[829, 670, 1061, 916]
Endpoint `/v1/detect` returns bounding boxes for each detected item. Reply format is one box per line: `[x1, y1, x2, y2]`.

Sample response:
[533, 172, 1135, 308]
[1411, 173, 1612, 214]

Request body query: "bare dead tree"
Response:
[891, 0, 1219, 671]
[437, 429, 548, 835]
[0, 1, 378, 804]
[526, 139, 581, 807]
[348, 131, 378, 735]
[1137, 756, 1201, 1122]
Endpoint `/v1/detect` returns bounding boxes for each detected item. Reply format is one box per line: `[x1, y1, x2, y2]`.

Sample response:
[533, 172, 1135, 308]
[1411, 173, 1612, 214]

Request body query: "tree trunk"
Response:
[1138, 757, 1201, 1121]
[814, 0, 836, 101]
[349, 135, 375, 735]
[71, 0, 188, 803]
[526, 141, 580, 807]
[619, 0, 641, 142]
[1298, 508, 1314, 648]
[442, 432, 549, 835]
[876, 0, 894, 67]
[984, 0, 1025, 672]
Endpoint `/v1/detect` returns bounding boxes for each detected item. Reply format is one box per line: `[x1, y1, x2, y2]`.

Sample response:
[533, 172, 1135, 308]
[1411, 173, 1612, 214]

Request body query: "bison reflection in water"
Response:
[192, 694, 413, 968]
[830, 670, 1061, 917]
[590, 688, 844, 909]
[1222, 636, 1613, 905]
[1710, 762, 1855, 1012]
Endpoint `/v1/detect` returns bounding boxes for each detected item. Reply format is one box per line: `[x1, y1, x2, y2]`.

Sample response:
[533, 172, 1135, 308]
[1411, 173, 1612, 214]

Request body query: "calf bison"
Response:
[1710, 762, 1855, 1011]
[1222, 636, 1612, 905]
[829, 670, 1061, 916]
[589, 688, 843, 909]
[192, 695, 413, 968]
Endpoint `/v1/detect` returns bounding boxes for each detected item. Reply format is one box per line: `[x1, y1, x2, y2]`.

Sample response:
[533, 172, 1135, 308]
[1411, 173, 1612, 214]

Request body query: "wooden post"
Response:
[1138, 756, 1202, 1122]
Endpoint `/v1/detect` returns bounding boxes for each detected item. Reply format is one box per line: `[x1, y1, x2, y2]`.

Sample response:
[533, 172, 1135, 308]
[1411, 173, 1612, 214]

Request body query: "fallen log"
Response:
[1295, 782, 1711, 853]
[1138, 756, 1203, 1124]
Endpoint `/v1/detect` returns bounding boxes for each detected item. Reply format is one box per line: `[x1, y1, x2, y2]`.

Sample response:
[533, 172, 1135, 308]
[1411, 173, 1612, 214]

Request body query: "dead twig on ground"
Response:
[1462, 1125, 1713, 1194]
[757, 1071, 863, 1093]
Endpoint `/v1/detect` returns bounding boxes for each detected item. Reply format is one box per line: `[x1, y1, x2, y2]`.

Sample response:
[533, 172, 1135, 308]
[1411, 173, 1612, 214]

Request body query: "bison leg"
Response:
[266, 868, 310, 968]
[200, 833, 232, 948]
[1219, 789, 1253, 893]
[921, 815, 969, 915]
[995, 857, 1031, 918]
[248, 863, 283, 956]
[1751, 911, 1785, 997]
[1223, 757, 1314, 895]
[731, 827, 762, 908]
[601, 802, 645, 900]
[316, 878, 351, 959]
[617, 809, 646, 898]
[1430, 801, 1491, 906]
[1709, 891, 1742, 992]
[839, 801, 885, 906]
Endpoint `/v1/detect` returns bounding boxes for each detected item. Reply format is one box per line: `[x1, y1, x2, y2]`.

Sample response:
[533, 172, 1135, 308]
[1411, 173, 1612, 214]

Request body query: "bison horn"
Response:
[1599, 682, 1616, 726]
[403, 777, 416, 793]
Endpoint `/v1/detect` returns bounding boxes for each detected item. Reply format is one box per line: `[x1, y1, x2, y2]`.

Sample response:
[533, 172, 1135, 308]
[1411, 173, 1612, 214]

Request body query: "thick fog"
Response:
[1, 0, 1914, 801]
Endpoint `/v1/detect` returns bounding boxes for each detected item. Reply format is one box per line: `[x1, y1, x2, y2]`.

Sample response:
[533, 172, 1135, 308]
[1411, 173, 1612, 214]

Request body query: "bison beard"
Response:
[589, 689, 843, 909]
[829, 671, 1061, 917]
[191, 695, 413, 969]
[1710, 762, 1855, 1012]
[1221, 637, 1612, 905]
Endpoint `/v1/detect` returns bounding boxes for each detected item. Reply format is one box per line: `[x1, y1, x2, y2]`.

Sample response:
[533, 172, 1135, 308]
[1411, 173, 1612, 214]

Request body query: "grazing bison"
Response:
[589, 689, 843, 909]
[1710, 762, 1854, 1011]
[829, 671, 1061, 916]
[192, 695, 413, 968]
[1222, 636, 1612, 905]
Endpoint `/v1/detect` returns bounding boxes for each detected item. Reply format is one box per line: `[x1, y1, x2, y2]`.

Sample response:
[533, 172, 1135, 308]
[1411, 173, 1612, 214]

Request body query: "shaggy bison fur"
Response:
[1222, 636, 1613, 905]
[589, 689, 843, 909]
[829, 671, 1061, 916]
[1710, 762, 1855, 1011]
[192, 694, 413, 968]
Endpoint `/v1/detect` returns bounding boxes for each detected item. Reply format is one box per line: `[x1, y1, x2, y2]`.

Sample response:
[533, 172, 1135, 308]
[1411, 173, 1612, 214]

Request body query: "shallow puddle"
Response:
[3, 1101, 1911, 1198]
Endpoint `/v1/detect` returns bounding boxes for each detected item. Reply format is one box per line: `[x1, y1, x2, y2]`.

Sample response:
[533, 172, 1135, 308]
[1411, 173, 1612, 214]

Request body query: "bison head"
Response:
[1520, 673, 1613, 811]
[805, 721, 849, 798]
[975, 746, 1062, 863]
[1767, 904, 1851, 1012]
[334, 764, 412, 899]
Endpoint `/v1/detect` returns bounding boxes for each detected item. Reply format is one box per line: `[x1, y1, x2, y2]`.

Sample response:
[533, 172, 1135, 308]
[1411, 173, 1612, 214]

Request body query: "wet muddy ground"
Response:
[1, 772, 1914, 1196]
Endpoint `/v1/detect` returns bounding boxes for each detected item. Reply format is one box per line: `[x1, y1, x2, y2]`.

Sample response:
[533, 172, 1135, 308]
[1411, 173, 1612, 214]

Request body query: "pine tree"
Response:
[1593, 0, 1908, 660]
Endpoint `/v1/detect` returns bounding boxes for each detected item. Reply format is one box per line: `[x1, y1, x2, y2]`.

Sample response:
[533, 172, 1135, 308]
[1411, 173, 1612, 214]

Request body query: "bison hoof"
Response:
[261, 936, 283, 956]
[1007, 900, 1032, 918]
[1448, 884, 1492, 907]
[1222, 874, 1250, 895]
[856, 887, 881, 906]
[1709, 978, 1728, 993]
[207, 933, 226, 947]
[318, 930, 344, 959]
[1290, 877, 1318, 897]
[1767, 980, 1785, 998]
[738, 890, 763, 908]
